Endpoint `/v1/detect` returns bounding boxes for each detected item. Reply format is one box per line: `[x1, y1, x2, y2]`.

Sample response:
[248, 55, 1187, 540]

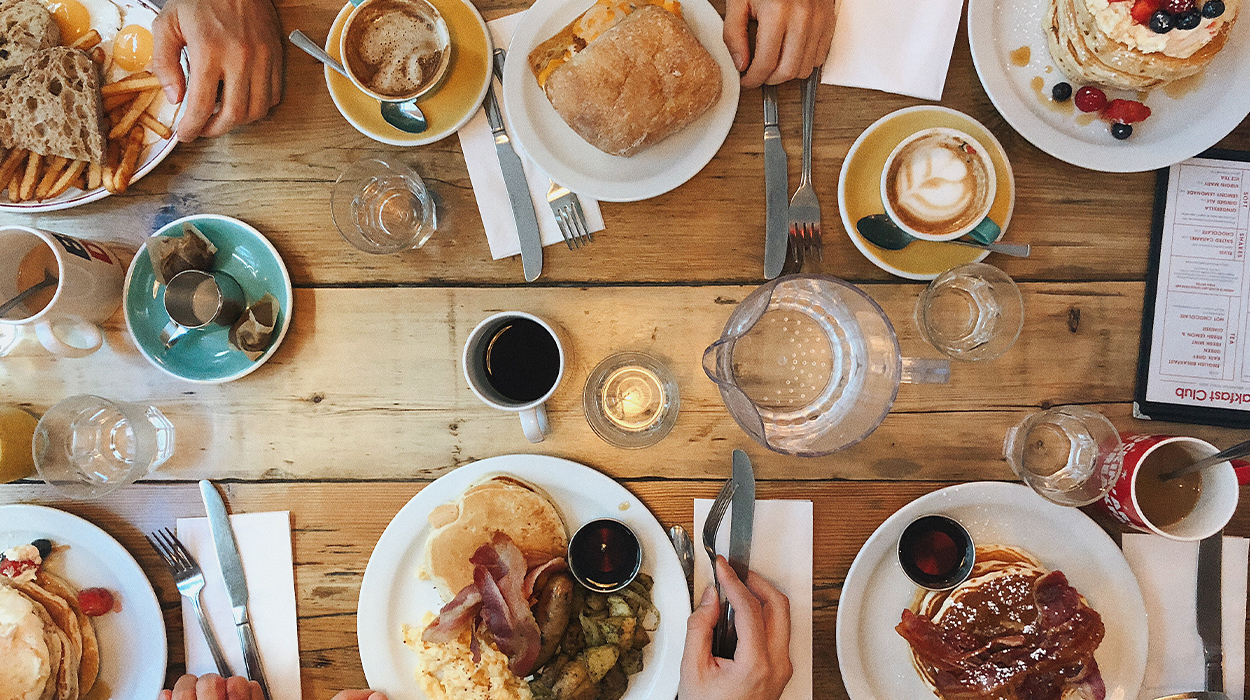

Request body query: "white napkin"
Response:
[176, 512, 301, 700]
[820, 0, 964, 100]
[693, 500, 813, 700]
[1122, 534, 1248, 700]
[457, 12, 606, 260]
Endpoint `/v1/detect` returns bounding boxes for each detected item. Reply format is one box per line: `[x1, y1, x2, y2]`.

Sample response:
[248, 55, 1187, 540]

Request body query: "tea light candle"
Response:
[583, 352, 679, 449]
[601, 366, 664, 431]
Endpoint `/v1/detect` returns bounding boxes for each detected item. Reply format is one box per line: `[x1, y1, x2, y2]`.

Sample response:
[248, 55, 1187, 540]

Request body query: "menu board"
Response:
[1136, 150, 1250, 428]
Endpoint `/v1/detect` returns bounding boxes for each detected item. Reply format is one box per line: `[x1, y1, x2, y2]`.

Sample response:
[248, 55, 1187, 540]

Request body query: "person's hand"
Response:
[723, 0, 835, 87]
[678, 556, 793, 700]
[150, 0, 284, 142]
[158, 674, 263, 700]
[330, 691, 389, 700]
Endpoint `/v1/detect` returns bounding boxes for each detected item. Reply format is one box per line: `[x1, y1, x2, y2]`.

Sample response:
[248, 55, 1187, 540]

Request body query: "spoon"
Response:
[288, 30, 429, 134]
[0, 270, 57, 319]
[1159, 438, 1250, 482]
[856, 214, 1031, 258]
[668, 525, 695, 603]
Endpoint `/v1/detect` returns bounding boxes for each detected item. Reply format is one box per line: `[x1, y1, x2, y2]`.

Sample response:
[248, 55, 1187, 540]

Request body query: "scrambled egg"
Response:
[403, 613, 532, 700]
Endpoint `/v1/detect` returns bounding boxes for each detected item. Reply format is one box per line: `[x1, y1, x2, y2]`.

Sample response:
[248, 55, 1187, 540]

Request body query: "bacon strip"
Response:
[421, 585, 483, 643]
[523, 558, 568, 601]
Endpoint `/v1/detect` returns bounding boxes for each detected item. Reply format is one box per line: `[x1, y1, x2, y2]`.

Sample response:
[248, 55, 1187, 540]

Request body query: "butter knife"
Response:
[485, 48, 542, 282]
[763, 85, 788, 280]
[200, 480, 270, 700]
[715, 449, 755, 658]
[1197, 532, 1224, 693]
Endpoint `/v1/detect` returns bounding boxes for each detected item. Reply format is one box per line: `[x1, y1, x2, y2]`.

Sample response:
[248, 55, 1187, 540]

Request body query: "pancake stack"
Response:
[0, 573, 100, 700]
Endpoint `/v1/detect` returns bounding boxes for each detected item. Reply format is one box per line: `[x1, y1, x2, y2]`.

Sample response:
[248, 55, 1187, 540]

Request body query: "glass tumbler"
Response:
[1003, 406, 1123, 506]
[33, 395, 175, 499]
[916, 262, 1023, 361]
[332, 157, 436, 254]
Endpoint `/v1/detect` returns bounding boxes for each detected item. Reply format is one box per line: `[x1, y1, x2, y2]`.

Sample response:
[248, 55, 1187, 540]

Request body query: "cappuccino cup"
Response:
[340, 0, 451, 103]
[881, 128, 998, 242]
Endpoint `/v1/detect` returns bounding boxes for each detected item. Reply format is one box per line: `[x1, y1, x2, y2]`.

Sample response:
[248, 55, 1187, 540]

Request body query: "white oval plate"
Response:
[837, 482, 1148, 700]
[0, 504, 168, 699]
[357, 455, 689, 700]
[501, 0, 740, 202]
[968, 0, 1250, 172]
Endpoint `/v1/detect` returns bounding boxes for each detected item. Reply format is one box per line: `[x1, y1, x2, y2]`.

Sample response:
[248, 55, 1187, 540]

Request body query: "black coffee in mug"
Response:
[482, 317, 560, 403]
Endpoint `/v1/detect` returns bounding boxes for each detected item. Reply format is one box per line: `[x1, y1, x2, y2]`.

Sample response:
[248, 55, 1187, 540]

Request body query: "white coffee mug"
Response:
[0, 226, 131, 357]
[881, 127, 998, 242]
[462, 312, 565, 443]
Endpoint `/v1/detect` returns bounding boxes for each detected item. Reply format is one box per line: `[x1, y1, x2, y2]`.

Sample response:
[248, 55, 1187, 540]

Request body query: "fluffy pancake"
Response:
[0, 582, 51, 700]
[35, 574, 97, 695]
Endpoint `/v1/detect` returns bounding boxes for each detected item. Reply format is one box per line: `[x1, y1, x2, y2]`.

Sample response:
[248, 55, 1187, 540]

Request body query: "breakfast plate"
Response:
[969, 0, 1250, 172]
[0, 0, 184, 212]
[501, 0, 740, 202]
[357, 454, 689, 700]
[0, 503, 168, 700]
[839, 106, 1016, 281]
[123, 214, 293, 383]
[837, 482, 1148, 700]
[323, 0, 493, 146]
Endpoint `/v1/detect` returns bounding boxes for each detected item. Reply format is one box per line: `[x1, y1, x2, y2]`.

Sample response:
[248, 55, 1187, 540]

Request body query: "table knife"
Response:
[763, 85, 788, 280]
[484, 48, 542, 282]
[201, 480, 271, 700]
[1197, 532, 1224, 693]
[715, 449, 755, 658]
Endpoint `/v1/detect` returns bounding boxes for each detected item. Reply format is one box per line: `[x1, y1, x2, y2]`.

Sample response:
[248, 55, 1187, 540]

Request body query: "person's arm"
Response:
[723, 0, 835, 88]
[150, 0, 284, 142]
[679, 556, 794, 700]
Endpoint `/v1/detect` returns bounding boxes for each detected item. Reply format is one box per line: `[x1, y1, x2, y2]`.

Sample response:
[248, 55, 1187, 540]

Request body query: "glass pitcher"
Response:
[702, 275, 950, 456]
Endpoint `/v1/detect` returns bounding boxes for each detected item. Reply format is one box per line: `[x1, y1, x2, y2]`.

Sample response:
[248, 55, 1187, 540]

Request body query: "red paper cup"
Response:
[1097, 434, 1239, 540]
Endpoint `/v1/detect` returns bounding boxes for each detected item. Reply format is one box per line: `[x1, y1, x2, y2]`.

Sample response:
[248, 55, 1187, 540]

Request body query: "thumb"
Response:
[150, 7, 187, 104]
[722, 0, 751, 72]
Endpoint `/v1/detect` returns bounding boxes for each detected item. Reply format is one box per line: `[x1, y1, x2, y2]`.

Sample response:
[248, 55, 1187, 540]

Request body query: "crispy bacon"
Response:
[421, 585, 483, 643]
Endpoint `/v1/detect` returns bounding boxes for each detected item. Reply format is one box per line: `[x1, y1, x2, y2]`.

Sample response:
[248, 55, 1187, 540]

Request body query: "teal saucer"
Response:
[124, 215, 293, 383]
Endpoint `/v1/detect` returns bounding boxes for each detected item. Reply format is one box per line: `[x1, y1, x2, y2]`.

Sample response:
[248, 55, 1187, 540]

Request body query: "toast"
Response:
[0, 47, 107, 164]
[0, 0, 60, 74]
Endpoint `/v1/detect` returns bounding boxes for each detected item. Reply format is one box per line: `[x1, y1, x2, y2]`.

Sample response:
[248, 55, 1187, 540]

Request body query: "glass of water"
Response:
[915, 262, 1023, 361]
[332, 157, 436, 254]
[1003, 405, 1123, 506]
[33, 395, 175, 500]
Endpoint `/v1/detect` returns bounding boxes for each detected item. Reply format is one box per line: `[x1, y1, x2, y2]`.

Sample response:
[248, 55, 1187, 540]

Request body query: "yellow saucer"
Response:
[325, 0, 493, 146]
[838, 106, 1016, 280]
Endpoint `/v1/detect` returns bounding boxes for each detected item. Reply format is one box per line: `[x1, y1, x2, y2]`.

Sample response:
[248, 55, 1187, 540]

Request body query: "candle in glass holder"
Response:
[583, 352, 679, 448]
[601, 366, 665, 431]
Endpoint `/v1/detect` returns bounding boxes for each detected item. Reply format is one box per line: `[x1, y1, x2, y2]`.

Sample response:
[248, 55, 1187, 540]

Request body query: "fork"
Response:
[788, 68, 823, 265]
[702, 478, 736, 656]
[147, 527, 234, 677]
[547, 181, 593, 249]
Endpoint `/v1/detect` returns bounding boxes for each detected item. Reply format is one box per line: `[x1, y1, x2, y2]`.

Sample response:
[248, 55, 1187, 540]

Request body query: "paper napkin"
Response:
[457, 12, 606, 260]
[177, 512, 301, 700]
[693, 499, 813, 700]
[1123, 534, 1248, 700]
[821, 0, 964, 100]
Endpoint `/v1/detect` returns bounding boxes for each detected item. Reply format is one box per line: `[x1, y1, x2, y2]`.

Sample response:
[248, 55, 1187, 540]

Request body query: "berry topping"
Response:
[31, 539, 52, 559]
[1074, 86, 1108, 112]
[1203, 0, 1225, 17]
[0, 557, 39, 580]
[1102, 99, 1153, 123]
[78, 588, 115, 617]
[1175, 8, 1202, 27]
[1132, 0, 1165, 23]
[1164, 0, 1195, 12]
[1150, 9, 1175, 31]
[1111, 123, 1134, 139]
[1052, 82, 1073, 101]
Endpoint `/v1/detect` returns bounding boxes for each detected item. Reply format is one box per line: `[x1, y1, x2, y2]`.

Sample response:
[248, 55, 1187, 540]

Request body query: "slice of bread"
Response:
[0, 0, 60, 73]
[0, 47, 106, 164]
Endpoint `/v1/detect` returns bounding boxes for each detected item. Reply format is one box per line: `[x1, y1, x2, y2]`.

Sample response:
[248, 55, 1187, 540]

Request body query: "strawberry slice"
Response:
[0, 558, 38, 580]
[78, 588, 116, 617]
[1102, 99, 1152, 124]
[1131, 0, 1163, 23]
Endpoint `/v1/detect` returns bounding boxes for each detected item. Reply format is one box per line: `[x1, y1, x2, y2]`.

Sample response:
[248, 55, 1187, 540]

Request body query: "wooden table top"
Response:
[3, 0, 1250, 696]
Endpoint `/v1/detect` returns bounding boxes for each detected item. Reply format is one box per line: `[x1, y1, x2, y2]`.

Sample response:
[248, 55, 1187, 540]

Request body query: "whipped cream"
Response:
[1, 545, 41, 584]
[1085, 0, 1233, 58]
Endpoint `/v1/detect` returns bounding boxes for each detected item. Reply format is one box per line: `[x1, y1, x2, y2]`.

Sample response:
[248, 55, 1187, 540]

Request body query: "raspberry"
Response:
[78, 588, 115, 617]
[1164, 0, 1194, 12]
[1102, 99, 1152, 124]
[1132, 0, 1164, 22]
[0, 558, 38, 580]
[1074, 86, 1108, 112]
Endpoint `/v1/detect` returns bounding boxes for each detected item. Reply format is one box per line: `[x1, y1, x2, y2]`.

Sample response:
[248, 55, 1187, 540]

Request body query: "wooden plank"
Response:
[2, 480, 1247, 699]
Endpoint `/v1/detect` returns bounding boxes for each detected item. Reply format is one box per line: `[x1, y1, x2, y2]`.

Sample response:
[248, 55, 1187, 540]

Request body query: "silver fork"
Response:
[546, 181, 593, 249]
[788, 68, 823, 265]
[147, 528, 233, 677]
[702, 478, 736, 655]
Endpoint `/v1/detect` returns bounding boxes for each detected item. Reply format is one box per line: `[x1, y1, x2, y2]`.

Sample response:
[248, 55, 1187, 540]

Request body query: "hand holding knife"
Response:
[714, 449, 756, 658]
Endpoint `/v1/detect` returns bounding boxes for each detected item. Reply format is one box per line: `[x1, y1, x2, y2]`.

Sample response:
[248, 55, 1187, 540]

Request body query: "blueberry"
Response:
[1176, 8, 1202, 27]
[1150, 9, 1174, 32]
[31, 539, 52, 559]
[1202, 0, 1225, 17]
[1111, 123, 1133, 140]
[1051, 82, 1073, 101]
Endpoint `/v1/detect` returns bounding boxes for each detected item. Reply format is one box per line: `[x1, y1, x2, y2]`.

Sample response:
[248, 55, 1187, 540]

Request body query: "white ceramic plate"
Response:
[968, 0, 1250, 172]
[357, 454, 689, 700]
[501, 0, 741, 202]
[0, 504, 168, 698]
[836, 482, 1148, 700]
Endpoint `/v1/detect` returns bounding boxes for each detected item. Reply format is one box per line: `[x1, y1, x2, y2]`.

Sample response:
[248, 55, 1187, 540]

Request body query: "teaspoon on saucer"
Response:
[857, 214, 1030, 258]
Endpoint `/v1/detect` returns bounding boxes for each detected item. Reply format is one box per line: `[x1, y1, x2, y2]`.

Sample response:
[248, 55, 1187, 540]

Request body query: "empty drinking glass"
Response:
[1003, 406, 1123, 506]
[915, 262, 1023, 361]
[332, 157, 436, 254]
[33, 395, 175, 499]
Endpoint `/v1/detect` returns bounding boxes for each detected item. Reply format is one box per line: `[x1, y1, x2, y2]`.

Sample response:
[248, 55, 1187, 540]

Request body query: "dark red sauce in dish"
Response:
[898, 515, 975, 590]
[568, 518, 642, 592]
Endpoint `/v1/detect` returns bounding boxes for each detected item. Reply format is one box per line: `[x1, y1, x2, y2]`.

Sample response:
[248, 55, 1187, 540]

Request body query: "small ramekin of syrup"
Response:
[897, 515, 975, 590]
[568, 518, 643, 593]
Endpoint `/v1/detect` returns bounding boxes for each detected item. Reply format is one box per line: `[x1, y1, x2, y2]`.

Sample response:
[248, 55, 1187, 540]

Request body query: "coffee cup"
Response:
[340, 0, 452, 103]
[160, 269, 247, 348]
[881, 128, 999, 243]
[1097, 434, 1238, 541]
[462, 312, 565, 443]
[0, 226, 132, 358]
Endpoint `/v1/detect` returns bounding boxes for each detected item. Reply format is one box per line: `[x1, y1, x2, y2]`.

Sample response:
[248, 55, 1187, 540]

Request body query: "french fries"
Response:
[109, 88, 159, 139]
[100, 71, 159, 96]
[70, 29, 101, 50]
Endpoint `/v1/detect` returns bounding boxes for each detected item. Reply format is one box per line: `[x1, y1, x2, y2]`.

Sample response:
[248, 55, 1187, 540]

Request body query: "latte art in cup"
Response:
[882, 128, 997, 241]
[342, 0, 451, 101]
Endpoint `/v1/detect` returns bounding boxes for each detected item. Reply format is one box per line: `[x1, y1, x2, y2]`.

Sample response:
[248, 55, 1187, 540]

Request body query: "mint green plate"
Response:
[124, 215, 293, 383]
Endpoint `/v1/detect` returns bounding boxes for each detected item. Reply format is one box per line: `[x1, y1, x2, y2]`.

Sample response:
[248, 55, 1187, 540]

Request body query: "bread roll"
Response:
[0, 47, 106, 165]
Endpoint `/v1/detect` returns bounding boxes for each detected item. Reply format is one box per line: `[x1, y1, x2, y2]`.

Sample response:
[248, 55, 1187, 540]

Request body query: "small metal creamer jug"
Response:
[702, 275, 950, 456]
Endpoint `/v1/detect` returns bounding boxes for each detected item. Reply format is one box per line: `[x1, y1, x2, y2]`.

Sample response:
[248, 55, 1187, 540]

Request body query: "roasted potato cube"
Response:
[580, 613, 606, 647]
[597, 665, 629, 700]
[607, 596, 632, 618]
[552, 660, 596, 700]
[601, 616, 637, 650]
[619, 648, 644, 676]
[584, 645, 621, 682]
